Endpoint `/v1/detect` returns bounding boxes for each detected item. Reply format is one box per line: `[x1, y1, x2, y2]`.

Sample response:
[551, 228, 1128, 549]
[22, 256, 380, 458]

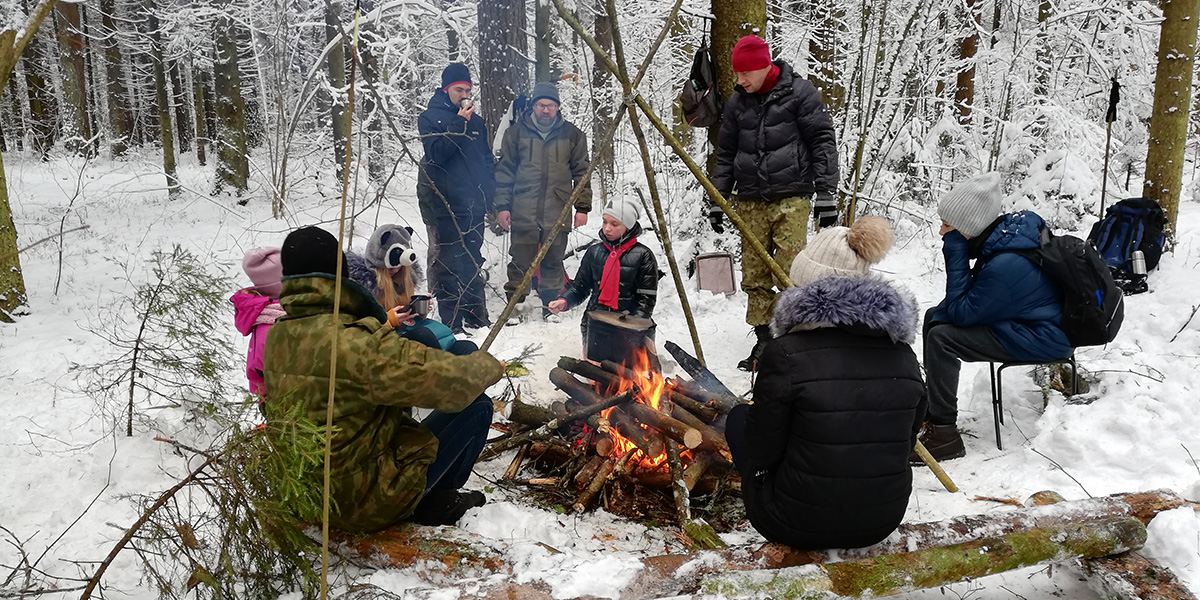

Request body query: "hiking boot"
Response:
[909, 422, 966, 465]
[409, 488, 486, 526]
[462, 311, 492, 330]
[737, 325, 773, 372]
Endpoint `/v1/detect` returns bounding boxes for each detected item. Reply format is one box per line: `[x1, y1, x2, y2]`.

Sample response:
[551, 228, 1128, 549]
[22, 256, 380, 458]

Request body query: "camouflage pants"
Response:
[733, 196, 811, 326]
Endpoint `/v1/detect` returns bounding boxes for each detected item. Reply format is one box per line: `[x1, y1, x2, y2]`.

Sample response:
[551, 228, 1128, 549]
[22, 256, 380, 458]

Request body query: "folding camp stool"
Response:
[989, 354, 1077, 450]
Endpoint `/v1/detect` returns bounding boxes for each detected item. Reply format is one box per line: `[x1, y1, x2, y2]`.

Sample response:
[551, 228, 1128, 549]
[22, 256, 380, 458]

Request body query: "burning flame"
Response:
[599, 348, 671, 469]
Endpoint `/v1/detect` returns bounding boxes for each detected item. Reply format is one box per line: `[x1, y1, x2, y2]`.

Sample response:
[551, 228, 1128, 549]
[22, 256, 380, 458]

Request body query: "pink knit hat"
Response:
[242, 247, 283, 299]
[731, 35, 771, 72]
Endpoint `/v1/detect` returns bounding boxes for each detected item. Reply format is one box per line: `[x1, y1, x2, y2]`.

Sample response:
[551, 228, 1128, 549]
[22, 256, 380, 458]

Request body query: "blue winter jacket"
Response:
[929, 211, 1072, 361]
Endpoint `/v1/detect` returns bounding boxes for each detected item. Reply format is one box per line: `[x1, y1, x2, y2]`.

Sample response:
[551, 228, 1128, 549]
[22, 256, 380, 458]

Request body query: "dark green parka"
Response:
[264, 274, 501, 532]
[494, 113, 592, 244]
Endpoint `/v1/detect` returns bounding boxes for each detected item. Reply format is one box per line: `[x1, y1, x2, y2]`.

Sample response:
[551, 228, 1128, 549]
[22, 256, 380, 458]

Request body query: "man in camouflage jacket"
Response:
[264, 227, 503, 532]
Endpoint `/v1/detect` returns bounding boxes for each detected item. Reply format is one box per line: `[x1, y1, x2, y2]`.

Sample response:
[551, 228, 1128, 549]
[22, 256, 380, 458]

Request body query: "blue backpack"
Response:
[1087, 198, 1167, 275]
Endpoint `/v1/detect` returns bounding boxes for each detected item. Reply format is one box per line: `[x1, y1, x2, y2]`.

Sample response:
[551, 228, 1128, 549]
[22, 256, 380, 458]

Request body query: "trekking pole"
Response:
[1100, 73, 1119, 215]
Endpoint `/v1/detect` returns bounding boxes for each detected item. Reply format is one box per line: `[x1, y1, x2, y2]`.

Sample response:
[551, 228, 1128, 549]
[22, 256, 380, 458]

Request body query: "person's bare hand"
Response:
[547, 298, 568, 314]
[573, 212, 588, 228]
[498, 210, 511, 231]
[392, 307, 417, 326]
[457, 102, 475, 120]
[939, 221, 955, 236]
[499, 360, 507, 377]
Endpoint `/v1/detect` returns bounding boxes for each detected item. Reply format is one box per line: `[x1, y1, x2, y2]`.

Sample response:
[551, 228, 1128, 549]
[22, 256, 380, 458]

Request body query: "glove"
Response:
[813, 191, 838, 229]
[707, 206, 725, 234]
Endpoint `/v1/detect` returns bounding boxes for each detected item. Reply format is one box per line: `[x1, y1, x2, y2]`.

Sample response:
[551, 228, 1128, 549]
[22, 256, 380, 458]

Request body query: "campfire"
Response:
[489, 344, 742, 528]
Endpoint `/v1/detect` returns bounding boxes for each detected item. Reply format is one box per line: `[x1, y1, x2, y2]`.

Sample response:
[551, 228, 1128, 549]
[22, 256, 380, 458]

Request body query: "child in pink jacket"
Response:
[230, 247, 285, 404]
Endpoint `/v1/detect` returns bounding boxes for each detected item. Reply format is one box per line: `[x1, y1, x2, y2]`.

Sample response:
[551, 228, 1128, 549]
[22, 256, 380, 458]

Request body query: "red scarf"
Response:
[757, 64, 781, 95]
[598, 236, 639, 310]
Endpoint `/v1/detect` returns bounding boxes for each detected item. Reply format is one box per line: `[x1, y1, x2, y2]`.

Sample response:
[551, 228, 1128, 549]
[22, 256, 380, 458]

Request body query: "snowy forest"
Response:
[1, 0, 1200, 597]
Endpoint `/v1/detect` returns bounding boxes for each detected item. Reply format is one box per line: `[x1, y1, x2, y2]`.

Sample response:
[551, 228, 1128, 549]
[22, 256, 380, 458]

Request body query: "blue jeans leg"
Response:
[421, 394, 493, 491]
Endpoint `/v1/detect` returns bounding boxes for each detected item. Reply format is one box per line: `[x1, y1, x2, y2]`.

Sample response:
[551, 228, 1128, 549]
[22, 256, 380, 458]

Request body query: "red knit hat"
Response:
[731, 35, 771, 72]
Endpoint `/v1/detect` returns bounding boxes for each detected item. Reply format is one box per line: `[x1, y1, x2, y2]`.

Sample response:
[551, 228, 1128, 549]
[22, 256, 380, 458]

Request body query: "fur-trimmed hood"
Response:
[770, 275, 919, 344]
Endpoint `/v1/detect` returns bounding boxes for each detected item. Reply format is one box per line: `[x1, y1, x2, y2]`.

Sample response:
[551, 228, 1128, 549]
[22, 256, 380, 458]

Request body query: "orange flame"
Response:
[597, 348, 673, 469]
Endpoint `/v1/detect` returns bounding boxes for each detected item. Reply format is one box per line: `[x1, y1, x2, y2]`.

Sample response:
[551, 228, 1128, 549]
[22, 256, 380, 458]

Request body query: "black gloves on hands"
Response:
[813, 191, 838, 229]
[707, 206, 725, 234]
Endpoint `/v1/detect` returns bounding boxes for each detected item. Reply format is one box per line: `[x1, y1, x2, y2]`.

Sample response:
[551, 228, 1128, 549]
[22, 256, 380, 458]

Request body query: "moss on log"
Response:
[702, 517, 1147, 598]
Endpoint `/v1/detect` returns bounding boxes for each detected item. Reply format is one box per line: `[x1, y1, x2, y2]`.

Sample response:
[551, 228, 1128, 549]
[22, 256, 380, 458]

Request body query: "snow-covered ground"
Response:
[2, 151, 1199, 599]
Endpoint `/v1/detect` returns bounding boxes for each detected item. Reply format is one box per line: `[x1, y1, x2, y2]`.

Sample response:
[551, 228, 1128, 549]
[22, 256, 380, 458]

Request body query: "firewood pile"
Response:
[481, 343, 744, 526]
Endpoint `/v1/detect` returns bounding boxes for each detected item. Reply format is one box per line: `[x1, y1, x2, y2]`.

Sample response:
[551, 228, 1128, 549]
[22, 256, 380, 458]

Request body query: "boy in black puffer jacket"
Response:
[547, 198, 658, 344]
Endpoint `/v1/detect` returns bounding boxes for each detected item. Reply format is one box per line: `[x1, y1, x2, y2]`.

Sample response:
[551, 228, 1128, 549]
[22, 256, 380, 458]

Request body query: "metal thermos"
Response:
[1131, 250, 1147, 275]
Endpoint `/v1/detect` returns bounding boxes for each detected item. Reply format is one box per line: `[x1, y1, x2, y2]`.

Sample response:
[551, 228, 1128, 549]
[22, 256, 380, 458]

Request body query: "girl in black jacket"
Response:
[548, 198, 658, 343]
[726, 217, 927, 550]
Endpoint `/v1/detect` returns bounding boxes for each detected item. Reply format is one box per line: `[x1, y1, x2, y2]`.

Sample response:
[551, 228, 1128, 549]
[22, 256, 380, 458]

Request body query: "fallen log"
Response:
[668, 376, 742, 415]
[573, 458, 615, 512]
[701, 516, 1146, 598]
[664, 340, 736, 399]
[1031, 490, 1198, 600]
[508, 397, 557, 427]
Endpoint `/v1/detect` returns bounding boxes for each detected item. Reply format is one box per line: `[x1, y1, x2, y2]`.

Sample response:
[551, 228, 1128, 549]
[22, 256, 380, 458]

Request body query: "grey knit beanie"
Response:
[531, 81, 561, 106]
[938, 173, 1002, 238]
[788, 217, 893, 288]
[602, 197, 640, 230]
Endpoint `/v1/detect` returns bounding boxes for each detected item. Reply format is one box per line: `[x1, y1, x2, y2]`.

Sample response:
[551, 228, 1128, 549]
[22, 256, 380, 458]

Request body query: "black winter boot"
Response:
[737, 325, 773, 372]
[409, 488, 486, 526]
[909, 422, 966, 465]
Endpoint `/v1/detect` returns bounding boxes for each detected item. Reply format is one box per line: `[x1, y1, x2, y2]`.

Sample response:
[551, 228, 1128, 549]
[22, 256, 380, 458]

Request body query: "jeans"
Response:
[922, 308, 1019, 426]
[432, 216, 489, 329]
[421, 393, 493, 491]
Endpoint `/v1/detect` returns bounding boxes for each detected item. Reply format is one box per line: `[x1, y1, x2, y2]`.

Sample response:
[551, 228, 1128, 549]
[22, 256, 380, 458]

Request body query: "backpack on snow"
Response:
[679, 39, 722, 128]
[1012, 227, 1124, 348]
[1087, 197, 1167, 273]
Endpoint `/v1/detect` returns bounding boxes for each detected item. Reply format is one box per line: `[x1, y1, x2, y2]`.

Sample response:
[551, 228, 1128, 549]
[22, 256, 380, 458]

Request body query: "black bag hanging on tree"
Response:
[679, 24, 723, 128]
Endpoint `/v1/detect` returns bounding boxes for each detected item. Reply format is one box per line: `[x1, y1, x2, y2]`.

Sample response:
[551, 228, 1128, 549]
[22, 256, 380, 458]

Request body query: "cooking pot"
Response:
[585, 310, 658, 369]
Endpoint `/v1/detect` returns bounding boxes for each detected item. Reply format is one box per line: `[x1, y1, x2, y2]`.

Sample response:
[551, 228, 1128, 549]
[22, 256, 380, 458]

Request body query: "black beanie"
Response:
[281, 226, 346, 277]
[441, 63, 471, 90]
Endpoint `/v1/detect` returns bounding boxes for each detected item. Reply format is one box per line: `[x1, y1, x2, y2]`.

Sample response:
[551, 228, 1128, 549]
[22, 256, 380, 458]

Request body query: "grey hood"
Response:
[770, 275, 919, 344]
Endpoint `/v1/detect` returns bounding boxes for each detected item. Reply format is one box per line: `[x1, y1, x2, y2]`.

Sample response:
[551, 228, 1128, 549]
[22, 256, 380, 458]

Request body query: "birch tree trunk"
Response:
[1142, 0, 1199, 237]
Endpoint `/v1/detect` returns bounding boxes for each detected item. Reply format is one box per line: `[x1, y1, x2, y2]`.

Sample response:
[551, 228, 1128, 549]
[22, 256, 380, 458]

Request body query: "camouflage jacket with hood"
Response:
[264, 274, 502, 532]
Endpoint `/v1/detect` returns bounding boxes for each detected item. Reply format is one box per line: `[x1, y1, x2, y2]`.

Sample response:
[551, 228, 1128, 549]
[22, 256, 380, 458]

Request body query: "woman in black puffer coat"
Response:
[549, 198, 657, 342]
[726, 217, 927, 550]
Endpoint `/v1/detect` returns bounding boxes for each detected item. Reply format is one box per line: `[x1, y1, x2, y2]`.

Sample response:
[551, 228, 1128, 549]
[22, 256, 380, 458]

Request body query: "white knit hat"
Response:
[788, 216, 893, 288]
[938, 172, 1002, 238]
[602, 197, 641, 230]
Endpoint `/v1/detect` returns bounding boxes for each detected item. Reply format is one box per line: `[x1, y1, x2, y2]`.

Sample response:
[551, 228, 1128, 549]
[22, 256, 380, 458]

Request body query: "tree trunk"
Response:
[1034, 0, 1052, 97]
[535, 0, 551, 83]
[54, 1, 92, 156]
[0, 150, 26, 322]
[808, 0, 845, 115]
[141, 0, 178, 198]
[590, 0, 615, 199]
[5, 76, 22, 152]
[192, 66, 208, 165]
[1142, 0, 1199, 238]
[954, 0, 980, 125]
[213, 6, 248, 196]
[444, 0, 461, 60]
[324, 0, 348, 180]
[706, 0, 765, 172]
[478, 0, 529, 147]
[1082, 552, 1198, 600]
[20, 1, 56, 160]
[98, 0, 131, 157]
[169, 61, 191, 153]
